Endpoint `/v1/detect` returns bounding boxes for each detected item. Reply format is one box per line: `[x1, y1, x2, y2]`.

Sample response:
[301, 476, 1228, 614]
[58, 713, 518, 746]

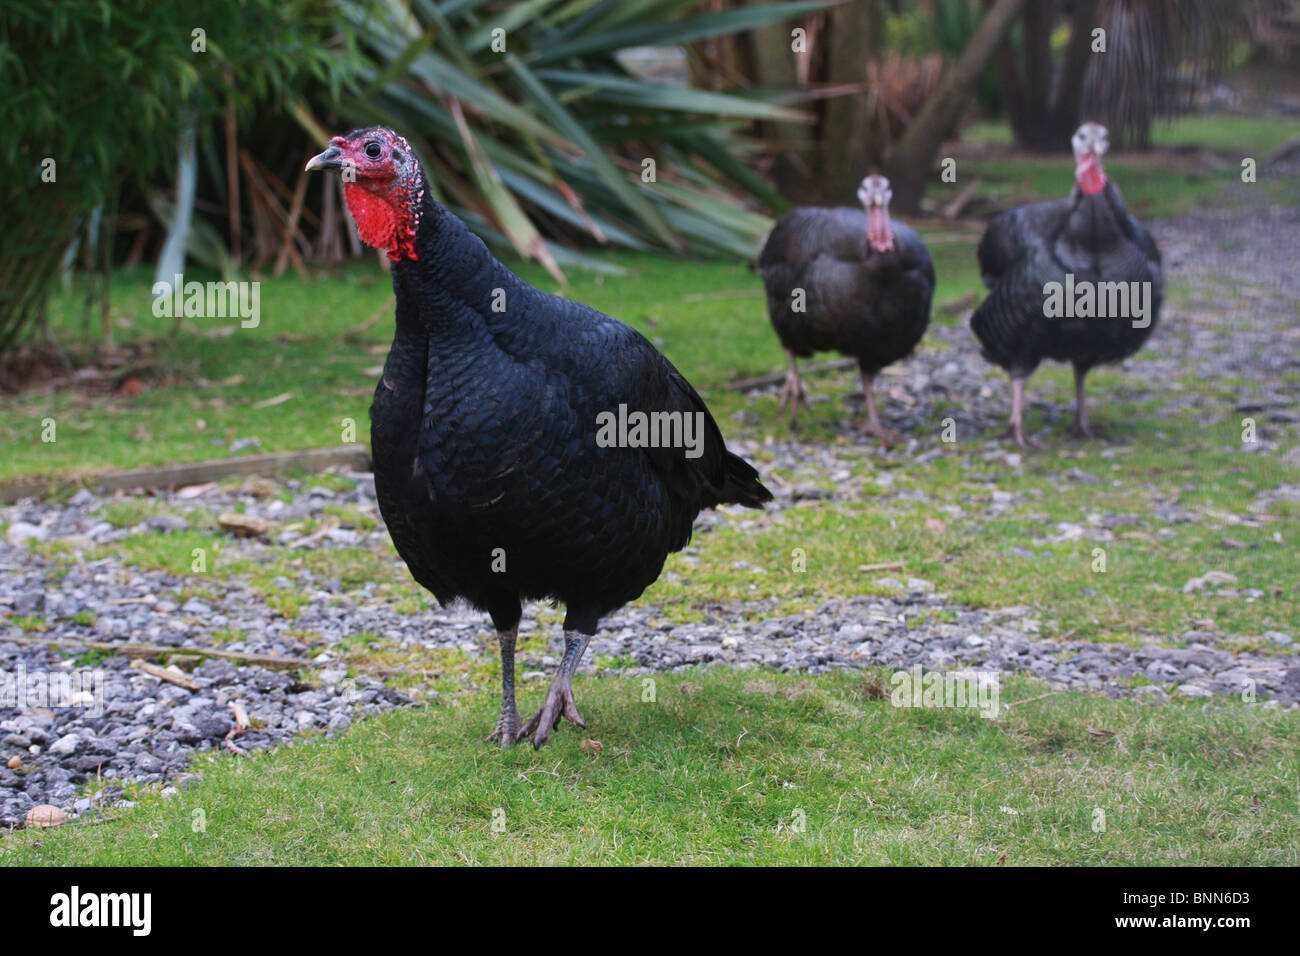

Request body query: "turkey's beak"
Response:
[305, 145, 343, 172]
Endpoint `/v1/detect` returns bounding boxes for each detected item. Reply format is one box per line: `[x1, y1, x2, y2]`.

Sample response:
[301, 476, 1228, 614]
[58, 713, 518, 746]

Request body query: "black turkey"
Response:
[305, 128, 772, 749]
[758, 174, 934, 442]
[970, 122, 1163, 447]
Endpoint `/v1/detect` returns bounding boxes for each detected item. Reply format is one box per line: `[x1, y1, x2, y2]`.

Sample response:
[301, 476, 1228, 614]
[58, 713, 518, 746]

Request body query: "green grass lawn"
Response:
[4, 669, 1293, 866]
[12, 250, 1299, 647]
[6, 115, 1294, 485]
[6, 248, 982, 483]
[949, 114, 1297, 219]
[964, 113, 1298, 155]
[652, 439, 1300, 645]
[20, 422, 1298, 651]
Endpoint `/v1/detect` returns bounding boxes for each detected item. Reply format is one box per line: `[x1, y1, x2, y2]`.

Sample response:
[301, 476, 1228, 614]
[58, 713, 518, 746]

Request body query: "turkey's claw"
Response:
[519, 630, 591, 749]
[1066, 421, 1109, 441]
[519, 679, 585, 750]
[855, 419, 902, 446]
[997, 421, 1042, 450]
[777, 373, 809, 421]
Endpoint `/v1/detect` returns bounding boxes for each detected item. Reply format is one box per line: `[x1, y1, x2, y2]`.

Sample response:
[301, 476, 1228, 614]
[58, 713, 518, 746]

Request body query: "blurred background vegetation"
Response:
[2, 0, 1296, 364]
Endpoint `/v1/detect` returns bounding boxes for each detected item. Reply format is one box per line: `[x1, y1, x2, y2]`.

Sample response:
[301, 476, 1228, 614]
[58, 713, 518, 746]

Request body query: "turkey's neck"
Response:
[866, 205, 894, 253]
[1062, 182, 1127, 261]
[344, 171, 426, 262]
[371, 266, 430, 463]
[1075, 153, 1107, 196]
[385, 267, 431, 377]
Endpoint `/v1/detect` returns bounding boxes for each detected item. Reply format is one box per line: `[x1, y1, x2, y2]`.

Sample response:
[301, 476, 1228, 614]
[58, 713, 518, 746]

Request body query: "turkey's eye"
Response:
[365, 142, 383, 159]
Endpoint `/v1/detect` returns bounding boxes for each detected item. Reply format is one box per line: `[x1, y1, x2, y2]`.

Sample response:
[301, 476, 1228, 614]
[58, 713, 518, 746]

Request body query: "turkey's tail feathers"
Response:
[718, 450, 773, 509]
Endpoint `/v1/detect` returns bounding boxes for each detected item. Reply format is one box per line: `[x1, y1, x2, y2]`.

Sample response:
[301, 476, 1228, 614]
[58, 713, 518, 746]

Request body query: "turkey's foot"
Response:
[777, 374, 809, 425]
[854, 419, 902, 446]
[1065, 421, 1109, 441]
[519, 677, 585, 750]
[996, 421, 1042, 450]
[998, 377, 1041, 449]
[485, 699, 524, 748]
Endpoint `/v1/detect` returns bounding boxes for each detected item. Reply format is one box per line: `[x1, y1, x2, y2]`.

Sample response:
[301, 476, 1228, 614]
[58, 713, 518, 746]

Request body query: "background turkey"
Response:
[758, 174, 935, 443]
[970, 122, 1164, 448]
[305, 127, 772, 749]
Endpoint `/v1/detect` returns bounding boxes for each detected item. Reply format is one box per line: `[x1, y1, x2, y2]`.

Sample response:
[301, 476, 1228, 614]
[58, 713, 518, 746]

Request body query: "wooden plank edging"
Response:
[1, 446, 373, 504]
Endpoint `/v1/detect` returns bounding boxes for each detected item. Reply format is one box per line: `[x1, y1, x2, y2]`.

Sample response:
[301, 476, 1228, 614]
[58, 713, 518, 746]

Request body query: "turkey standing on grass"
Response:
[970, 122, 1163, 448]
[758, 175, 934, 442]
[305, 128, 772, 749]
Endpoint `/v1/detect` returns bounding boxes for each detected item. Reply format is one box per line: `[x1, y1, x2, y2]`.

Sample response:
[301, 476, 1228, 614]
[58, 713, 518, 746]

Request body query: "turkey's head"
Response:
[1071, 122, 1109, 197]
[857, 174, 895, 253]
[306, 127, 425, 262]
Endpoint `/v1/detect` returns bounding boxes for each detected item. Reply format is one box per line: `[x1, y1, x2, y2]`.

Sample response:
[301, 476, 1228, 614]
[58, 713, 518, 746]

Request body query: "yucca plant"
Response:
[304, 0, 829, 278]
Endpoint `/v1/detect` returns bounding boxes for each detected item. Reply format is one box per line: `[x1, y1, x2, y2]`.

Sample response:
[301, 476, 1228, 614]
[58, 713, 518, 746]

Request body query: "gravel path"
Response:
[3, 174, 1298, 828]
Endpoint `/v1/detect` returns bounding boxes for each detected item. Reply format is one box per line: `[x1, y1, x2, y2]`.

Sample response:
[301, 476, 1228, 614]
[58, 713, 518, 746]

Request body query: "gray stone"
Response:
[1182, 570, 1239, 593]
[5, 522, 47, 545]
[147, 515, 190, 532]
[48, 734, 81, 756]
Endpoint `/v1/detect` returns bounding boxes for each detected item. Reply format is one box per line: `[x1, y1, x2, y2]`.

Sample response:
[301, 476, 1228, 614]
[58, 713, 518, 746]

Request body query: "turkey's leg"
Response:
[855, 370, 902, 445]
[520, 629, 590, 749]
[997, 375, 1040, 450]
[485, 626, 523, 747]
[778, 349, 809, 426]
[1066, 365, 1105, 439]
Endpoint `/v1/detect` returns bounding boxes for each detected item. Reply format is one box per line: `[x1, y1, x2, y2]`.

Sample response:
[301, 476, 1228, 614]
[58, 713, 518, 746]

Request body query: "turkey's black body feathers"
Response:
[971, 182, 1163, 378]
[370, 193, 771, 635]
[758, 207, 934, 374]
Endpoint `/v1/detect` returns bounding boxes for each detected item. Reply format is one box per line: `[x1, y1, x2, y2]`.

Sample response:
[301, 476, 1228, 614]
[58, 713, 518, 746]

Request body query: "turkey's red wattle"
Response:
[1076, 154, 1107, 196]
[344, 182, 419, 262]
[867, 205, 894, 253]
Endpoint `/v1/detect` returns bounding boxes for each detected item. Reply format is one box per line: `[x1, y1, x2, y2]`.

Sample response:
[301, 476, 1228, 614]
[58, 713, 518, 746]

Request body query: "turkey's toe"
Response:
[777, 379, 807, 418]
[856, 421, 902, 445]
[521, 682, 585, 749]
[997, 422, 1042, 450]
[485, 705, 524, 748]
[1066, 422, 1108, 441]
